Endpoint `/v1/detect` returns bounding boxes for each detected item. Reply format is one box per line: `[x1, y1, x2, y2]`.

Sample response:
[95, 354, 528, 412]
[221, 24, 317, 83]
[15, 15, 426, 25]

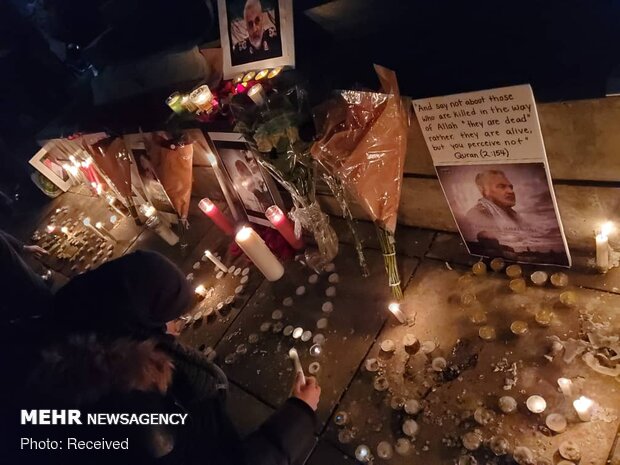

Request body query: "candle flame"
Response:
[61, 226, 69, 234]
[573, 396, 594, 412]
[388, 302, 400, 313]
[95, 222, 104, 229]
[46, 225, 56, 233]
[83, 217, 91, 226]
[236, 226, 253, 242]
[265, 205, 285, 224]
[195, 285, 206, 294]
[600, 221, 614, 237]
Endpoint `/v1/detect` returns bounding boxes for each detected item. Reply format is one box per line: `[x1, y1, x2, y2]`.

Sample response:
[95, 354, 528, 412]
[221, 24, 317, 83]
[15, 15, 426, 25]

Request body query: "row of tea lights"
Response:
[165, 67, 284, 115]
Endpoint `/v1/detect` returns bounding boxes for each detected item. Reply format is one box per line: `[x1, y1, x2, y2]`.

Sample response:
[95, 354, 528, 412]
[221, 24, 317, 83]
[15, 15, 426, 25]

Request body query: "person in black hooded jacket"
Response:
[13, 251, 319, 465]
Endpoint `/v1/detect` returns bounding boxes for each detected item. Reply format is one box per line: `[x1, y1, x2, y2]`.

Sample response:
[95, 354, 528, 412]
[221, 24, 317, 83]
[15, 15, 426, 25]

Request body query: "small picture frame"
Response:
[29, 140, 75, 192]
[218, 0, 295, 79]
[207, 132, 284, 227]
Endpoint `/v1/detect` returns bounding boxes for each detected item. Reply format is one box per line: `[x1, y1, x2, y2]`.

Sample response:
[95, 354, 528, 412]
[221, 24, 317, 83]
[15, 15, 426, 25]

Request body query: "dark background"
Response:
[1, 0, 619, 207]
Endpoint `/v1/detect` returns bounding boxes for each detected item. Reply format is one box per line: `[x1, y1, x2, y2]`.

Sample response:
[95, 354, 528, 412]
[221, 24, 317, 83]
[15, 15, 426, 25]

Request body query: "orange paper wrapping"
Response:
[311, 65, 407, 233]
[155, 142, 194, 221]
[87, 137, 133, 198]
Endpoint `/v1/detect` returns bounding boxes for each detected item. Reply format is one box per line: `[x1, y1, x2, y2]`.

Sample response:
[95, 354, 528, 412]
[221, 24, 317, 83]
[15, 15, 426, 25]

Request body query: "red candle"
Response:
[198, 198, 234, 235]
[265, 205, 304, 249]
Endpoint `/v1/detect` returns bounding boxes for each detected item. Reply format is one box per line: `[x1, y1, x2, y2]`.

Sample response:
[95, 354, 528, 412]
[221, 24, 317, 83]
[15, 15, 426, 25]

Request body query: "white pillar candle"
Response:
[595, 222, 613, 271]
[247, 84, 266, 105]
[573, 396, 594, 421]
[204, 250, 228, 273]
[557, 378, 573, 397]
[288, 348, 305, 385]
[235, 226, 284, 281]
[388, 302, 407, 324]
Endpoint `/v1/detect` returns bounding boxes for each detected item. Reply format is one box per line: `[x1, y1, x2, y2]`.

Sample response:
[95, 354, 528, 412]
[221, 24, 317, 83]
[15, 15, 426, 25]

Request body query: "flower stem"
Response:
[376, 225, 403, 301]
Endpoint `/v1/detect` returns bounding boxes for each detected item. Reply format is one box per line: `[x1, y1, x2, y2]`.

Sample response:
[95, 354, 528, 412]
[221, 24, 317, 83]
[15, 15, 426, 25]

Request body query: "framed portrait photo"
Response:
[218, 0, 295, 78]
[207, 132, 284, 228]
[29, 140, 76, 192]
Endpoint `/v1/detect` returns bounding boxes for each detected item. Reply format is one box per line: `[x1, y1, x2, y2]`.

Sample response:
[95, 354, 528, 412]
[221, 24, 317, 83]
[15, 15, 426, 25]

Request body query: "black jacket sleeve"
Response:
[0, 230, 24, 251]
[242, 397, 317, 465]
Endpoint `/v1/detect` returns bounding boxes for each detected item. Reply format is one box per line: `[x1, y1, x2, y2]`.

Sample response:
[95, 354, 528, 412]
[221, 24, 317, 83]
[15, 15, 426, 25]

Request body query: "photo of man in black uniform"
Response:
[228, 0, 283, 66]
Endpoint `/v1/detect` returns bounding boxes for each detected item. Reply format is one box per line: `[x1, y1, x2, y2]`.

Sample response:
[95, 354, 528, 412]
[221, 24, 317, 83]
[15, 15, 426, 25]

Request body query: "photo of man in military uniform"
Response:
[228, 0, 283, 66]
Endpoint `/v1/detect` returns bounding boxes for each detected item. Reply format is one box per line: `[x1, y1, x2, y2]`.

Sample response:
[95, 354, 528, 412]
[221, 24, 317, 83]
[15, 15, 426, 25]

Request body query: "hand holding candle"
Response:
[265, 205, 304, 249]
[235, 226, 284, 281]
[288, 348, 305, 385]
[199, 198, 234, 236]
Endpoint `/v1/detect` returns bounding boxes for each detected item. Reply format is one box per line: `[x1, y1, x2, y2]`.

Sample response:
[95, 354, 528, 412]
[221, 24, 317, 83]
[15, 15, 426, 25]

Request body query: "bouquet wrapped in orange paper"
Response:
[86, 136, 141, 224]
[149, 134, 194, 224]
[311, 65, 408, 299]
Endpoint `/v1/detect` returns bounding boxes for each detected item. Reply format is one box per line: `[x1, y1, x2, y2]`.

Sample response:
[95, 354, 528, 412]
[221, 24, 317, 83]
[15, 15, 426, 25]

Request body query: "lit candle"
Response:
[140, 204, 179, 246]
[204, 250, 228, 273]
[265, 205, 304, 249]
[60, 226, 70, 236]
[82, 217, 107, 240]
[235, 226, 284, 281]
[573, 396, 594, 421]
[526, 395, 547, 414]
[198, 198, 234, 235]
[62, 163, 79, 184]
[180, 93, 197, 112]
[166, 92, 186, 114]
[596, 222, 613, 272]
[189, 85, 214, 113]
[388, 302, 407, 324]
[355, 445, 371, 463]
[557, 378, 573, 397]
[247, 83, 266, 105]
[255, 69, 269, 80]
[46, 224, 57, 235]
[242, 71, 256, 82]
[195, 284, 207, 299]
[288, 348, 305, 385]
[267, 67, 282, 79]
[95, 221, 117, 242]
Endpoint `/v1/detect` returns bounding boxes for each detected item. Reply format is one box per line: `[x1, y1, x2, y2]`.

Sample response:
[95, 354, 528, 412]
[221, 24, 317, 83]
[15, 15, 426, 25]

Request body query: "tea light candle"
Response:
[498, 396, 517, 414]
[573, 396, 594, 421]
[506, 264, 522, 278]
[479, 325, 496, 341]
[510, 320, 529, 336]
[557, 378, 573, 397]
[355, 445, 371, 463]
[509, 278, 527, 293]
[404, 399, 421, 415]
[402, 419, 419, 437]
[82, 218, 107, 240]
[373, 376, 389, 391]
[472, 262, 487, 276]
[235, 226, 284, 281]
[265, 205, 303, 249]
[388, 302, 407, 324]
[199, 198, 234, 235]
[490, 257, 505, 272]
[376, 441, 393, 460]
[267, 66, 283, 79]
[530, 271, 548, 286]
[403, 334, 420, 353]
[431, 357, 447, 372]
[288, 348, 305, 385]
[526, 395, 547, 414]
[189, 85, 213, 113]
[204, 250, 228, 273]
[380, 339, 396, 353]
[535, 308, 554, 327]
[559, 291, 576, 306]
[309, 344, 322, 357]
[469, 308, 487, 325]
[394, 438, 412, 456]
[255, 69, 269, 80]
[195, 284, 207, 299]
[596, 222, 613, 272]
[248, 83, 267, 105]
[545, 413, 567, 433]
[550, 272, 569, 288]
